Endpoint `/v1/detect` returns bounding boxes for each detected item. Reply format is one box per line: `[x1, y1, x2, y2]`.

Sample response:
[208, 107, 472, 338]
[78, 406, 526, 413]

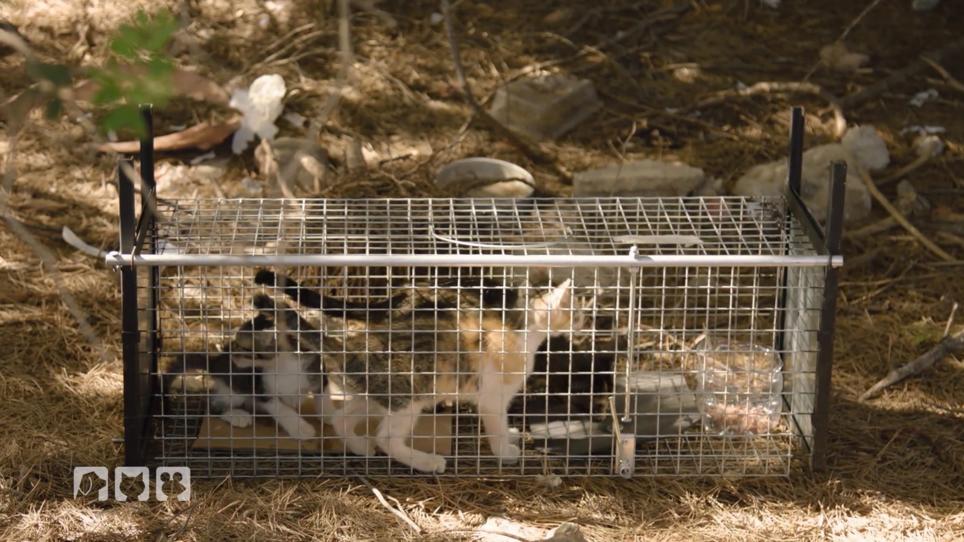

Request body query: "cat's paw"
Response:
[497, 443, 521, 465]
[507, 427, 521, 445]
[411, 454, 447, 474]
[221, 409, 253, 428]
[346, 436, 377, 456]
[285, 418, 318, 440]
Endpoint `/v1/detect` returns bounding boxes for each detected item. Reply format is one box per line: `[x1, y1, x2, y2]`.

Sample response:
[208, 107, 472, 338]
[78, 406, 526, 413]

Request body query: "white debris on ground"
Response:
[573, 159, 705, 197]
[733, 125, 891, 223]
[474, 518, 588, 542]
[900, 125, 945, 135]
[230, 74, 287, 154]
[909, 88, 939, 108]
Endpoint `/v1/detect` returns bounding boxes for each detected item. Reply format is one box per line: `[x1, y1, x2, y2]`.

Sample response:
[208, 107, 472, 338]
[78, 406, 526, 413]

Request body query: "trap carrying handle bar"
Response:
[104, 250, 843, 268]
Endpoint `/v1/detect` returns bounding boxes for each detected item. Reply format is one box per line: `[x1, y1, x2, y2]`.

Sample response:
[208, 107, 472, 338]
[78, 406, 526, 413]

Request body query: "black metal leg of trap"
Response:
[811, 162, 846, 471]
[120, 105, 160, 466]
[119, 159, 151, 466]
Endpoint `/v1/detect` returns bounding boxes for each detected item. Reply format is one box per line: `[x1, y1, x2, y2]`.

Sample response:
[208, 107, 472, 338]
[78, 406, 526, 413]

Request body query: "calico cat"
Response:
[163, 294, 330, 440]
[258, 270, 575, 473]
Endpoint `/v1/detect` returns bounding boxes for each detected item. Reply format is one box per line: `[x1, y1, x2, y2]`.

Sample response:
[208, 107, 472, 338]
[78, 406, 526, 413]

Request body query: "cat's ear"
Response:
[545, 278, 572, 310]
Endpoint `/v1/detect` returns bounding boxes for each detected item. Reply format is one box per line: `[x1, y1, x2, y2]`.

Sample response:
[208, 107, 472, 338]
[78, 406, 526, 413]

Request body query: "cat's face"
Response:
[526, 279, 576, 335]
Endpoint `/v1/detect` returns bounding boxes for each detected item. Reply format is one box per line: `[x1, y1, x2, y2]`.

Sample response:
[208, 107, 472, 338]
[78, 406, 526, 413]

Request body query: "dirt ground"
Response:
[0, 0, 962, 540]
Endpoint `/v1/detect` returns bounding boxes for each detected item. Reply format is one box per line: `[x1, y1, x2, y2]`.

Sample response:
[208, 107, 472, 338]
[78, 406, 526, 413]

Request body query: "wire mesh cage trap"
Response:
[109, 107, 844, 478]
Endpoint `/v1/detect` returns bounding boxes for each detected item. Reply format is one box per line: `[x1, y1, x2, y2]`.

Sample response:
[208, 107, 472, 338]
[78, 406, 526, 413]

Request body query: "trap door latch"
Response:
[608, 396, 636, 479]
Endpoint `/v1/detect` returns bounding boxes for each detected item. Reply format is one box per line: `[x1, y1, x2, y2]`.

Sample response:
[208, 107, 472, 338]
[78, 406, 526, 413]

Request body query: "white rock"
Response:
[544, 523, 588, 542]
[733, 144, 872, 223]
[573, 159, 704, 197]
[841, 125, 889, 171]
[436, 157, 535, 198]
[913, 134, 944, 158]
[230, 74, 287, 154]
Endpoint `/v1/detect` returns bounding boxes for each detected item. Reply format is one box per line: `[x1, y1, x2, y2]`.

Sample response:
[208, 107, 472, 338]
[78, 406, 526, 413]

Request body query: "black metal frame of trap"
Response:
[113, 105, 845, 474]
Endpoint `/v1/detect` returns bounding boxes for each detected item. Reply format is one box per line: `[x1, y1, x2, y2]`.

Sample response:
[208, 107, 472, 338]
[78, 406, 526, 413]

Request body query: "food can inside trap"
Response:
[111, 107, 844, 478]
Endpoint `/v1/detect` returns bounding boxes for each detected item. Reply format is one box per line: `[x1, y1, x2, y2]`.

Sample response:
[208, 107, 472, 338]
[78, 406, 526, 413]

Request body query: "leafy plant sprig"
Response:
[23, 9, 177, 137]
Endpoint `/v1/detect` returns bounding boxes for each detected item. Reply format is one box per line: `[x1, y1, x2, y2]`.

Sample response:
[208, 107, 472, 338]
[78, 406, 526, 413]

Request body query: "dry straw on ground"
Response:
[0, 0, 962, 540]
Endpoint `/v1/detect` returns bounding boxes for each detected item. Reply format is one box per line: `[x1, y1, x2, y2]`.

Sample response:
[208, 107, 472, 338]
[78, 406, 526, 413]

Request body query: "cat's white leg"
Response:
[477, 376, 522, 464]
[331, 397, 378, 456]
[221, 408, 253, 428]
[260, 397, 317, 440]
[375, 401, 446, 473]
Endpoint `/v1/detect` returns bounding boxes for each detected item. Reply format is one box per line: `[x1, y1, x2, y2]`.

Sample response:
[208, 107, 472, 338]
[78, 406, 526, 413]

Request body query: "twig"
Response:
[440, 0, 572, 182]
[855, 168, 955, 262]
[840, 37, 964, 109]
[943, 302, 959, 338]
[877, 152, 936, 187]
[691, 81, 846, 137]
[859, 329, 964, 401]
[847, 216, 897, 239]
[920, 56, 964, 94]
[839, 0, 886, 42]
[356, 476, 421, 534]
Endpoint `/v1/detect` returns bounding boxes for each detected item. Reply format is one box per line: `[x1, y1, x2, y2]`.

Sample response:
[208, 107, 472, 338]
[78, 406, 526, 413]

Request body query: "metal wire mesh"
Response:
[133, 197, 827, 478]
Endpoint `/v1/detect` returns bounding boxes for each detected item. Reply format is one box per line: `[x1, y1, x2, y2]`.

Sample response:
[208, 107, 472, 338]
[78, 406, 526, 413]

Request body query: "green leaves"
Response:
[20, 9, 177, 138]
[109, 9, 177, 60]
[89, 9, 176, 137]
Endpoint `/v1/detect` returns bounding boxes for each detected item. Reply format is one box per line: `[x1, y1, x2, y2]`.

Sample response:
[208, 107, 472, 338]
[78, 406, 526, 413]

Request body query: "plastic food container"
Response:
[696, 338, 784, 435]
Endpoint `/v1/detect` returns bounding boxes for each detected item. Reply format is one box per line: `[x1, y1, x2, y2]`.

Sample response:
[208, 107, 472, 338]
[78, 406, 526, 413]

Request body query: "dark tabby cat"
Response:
[257, 269, 575, 473]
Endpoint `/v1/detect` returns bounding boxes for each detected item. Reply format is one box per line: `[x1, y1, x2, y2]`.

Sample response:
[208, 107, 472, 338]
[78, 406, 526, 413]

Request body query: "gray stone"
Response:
[488, 74, 602, 141]
[544, 523, 588, 542]
[265, 137, 330, 191]
[435, 157, 535, 198]
[573, 159, 705, 197]
[733, 143, 872, 223]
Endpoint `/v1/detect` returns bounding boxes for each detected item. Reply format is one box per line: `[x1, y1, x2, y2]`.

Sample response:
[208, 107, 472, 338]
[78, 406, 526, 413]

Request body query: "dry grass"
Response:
[1, 0, 963, 540]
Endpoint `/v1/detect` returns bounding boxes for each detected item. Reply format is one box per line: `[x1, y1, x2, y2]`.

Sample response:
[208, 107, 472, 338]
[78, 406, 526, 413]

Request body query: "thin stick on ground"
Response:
[440, 0, 573, 182]
[357, 477, 422, 534]
[860, 325, 963, 401]
[839, 0, 886, 42]
[877, 151, 937, 187]
[856, 168, 955, 262]
[920, 56, 964, 94]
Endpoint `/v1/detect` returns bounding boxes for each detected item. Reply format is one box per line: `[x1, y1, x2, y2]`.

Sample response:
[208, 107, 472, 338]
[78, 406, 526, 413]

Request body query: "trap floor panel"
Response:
[132, 197, 828, 478]
[153, 401, 804, 478]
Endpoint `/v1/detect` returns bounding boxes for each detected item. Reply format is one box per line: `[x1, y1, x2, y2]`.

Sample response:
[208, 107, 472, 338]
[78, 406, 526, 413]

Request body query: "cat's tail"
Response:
[254, 268, 405, 319]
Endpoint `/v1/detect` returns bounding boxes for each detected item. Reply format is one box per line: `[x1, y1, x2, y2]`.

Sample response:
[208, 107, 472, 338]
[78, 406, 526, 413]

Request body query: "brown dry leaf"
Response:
[97, 116, 240, 153]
